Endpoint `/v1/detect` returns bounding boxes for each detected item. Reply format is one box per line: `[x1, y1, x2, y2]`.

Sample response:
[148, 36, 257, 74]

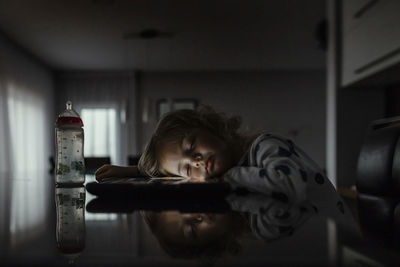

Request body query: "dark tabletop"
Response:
[0, 171, 398, 267]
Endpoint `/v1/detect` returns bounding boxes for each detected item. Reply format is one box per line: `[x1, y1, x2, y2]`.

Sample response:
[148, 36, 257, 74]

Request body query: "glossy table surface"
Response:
[0, 171, 399, 267]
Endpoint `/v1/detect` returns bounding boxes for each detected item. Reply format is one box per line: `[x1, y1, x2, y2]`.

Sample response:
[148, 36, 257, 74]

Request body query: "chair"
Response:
[356, 116, 400, 248]
[85, 157, 111, 174]
[128, 154, 141, 166]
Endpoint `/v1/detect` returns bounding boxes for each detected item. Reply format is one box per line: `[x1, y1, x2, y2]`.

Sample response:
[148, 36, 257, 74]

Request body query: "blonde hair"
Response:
[138, 106, 246, 177]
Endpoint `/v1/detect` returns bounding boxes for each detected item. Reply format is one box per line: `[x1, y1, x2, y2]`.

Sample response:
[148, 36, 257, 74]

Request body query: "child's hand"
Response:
[95, 164, 138, 182]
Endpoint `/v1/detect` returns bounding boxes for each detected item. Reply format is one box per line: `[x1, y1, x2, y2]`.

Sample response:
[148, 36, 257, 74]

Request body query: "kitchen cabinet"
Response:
[342, 0, 400, 87]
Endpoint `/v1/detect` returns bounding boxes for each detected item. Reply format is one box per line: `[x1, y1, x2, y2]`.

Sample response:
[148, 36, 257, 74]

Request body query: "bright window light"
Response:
[7, 81, 47, 173]
[81, 108, 118, 164]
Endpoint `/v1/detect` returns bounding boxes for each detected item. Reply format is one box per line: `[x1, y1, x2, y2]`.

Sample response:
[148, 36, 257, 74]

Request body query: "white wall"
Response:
[139, 70, 326, 169]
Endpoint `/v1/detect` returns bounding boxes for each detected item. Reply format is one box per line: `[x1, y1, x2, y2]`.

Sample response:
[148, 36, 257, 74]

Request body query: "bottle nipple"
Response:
[66, 101, 72, 110]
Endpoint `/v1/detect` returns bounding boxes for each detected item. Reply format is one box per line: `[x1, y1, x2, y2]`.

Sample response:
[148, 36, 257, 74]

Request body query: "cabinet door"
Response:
[342, 0, 400, 87]
[342, 0, 374, 33]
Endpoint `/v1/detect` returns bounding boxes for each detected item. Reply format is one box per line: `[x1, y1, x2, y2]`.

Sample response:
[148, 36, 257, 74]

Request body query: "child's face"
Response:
[158, 129, 235, 181]
[155, 211, 233, 245]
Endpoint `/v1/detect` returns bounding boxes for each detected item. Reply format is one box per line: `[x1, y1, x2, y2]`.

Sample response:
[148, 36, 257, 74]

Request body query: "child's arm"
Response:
[95, 164, 140, 181]
[224, 135, 310, 203]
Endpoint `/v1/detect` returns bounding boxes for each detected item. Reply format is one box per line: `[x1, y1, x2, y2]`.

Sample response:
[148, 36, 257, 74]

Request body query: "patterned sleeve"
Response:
[224, 134, 309, 204]
[226, 192, 314, 241]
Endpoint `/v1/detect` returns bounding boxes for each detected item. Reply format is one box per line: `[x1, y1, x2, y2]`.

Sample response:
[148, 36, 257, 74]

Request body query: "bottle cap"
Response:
[56, 101, 83, 127]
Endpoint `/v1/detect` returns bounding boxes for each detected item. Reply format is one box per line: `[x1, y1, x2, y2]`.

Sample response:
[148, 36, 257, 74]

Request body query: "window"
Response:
[81, 108, 118, 221]
[81, 108, 118, 164]
[6, 81, 47, 172]
[157, 98, 198, 119]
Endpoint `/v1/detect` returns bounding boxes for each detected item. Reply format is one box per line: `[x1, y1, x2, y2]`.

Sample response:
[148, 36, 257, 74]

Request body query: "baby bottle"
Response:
[55, 101, 85, 184]
[55, 186, 86, 263]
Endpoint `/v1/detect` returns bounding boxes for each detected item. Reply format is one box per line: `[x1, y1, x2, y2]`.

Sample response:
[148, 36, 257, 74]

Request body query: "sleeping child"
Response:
[94, 106, 359, 261]
[95, 106, 355, 224]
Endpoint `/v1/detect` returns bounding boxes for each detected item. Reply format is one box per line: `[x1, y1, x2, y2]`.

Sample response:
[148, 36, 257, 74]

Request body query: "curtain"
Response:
[81, 108, 118, 163]
[0, 76, 52, 174]
[0, 31, 54, 174]
[7, 79, 47, 172]
[0, 32, 54, 247]
[0, 77, 12, 172]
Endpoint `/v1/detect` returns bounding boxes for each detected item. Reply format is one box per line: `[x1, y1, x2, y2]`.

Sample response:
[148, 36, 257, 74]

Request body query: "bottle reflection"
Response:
[55, 185, 86, 264]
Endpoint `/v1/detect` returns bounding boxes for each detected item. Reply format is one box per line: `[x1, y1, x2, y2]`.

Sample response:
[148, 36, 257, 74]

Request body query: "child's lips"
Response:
[205, 157, 213, 173]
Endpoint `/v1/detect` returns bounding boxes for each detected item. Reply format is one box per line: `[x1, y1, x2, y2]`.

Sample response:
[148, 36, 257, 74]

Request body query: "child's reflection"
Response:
[142, 210, 247, 259]
[140, 192, 314, 260]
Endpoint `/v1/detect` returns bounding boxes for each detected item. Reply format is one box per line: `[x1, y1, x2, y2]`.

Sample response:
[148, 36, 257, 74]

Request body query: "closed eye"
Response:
[189, 135, 196, 151]
[186, 164, 191, 177]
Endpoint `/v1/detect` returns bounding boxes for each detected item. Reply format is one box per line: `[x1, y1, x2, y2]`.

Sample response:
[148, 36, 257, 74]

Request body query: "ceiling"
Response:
[0, 0, 326, 71]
